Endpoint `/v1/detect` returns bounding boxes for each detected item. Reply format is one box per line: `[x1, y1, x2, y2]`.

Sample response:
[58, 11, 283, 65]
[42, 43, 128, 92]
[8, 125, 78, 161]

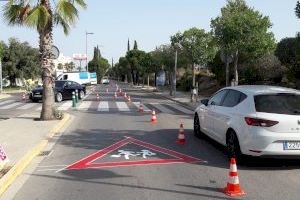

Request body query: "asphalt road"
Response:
[2, 82, 300, 200]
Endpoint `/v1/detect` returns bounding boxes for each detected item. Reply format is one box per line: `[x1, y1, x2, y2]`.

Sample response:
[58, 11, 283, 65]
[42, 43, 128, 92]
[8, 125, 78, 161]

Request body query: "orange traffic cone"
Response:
[223, 158, 246, 197]
[138, 103, 144, 113]
[114, 92, 117, 100]
[150, 110, 157, 123]
[96, 93, 100, 101]
[22, 92, 26, 101]
[176, 123, 186, 144]
[124, 92, 127, 98]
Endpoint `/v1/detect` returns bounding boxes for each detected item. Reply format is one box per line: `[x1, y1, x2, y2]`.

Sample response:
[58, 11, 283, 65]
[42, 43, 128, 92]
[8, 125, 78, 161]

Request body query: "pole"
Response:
[85, 31, 88, 72]
[174, 50, 177, 96]
[0, 59, 2, 94]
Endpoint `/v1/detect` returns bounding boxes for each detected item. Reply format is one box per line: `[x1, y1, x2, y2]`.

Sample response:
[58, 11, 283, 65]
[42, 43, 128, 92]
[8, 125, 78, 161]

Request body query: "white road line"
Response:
[58, 101, 72, 111]
[116, 102, 129, 111]
[168, 104, 194, 114]
[36, 106, 42, 111]
[37, 165, 67, 168]
[97, 101, 109, 112]
[0, 100, 15, 106]
[77, 101, 92, 110]
[132, 102, 151, 112]
[150, 103, 175, 114]
[16, 103, 36, 110]
[0, 102, 23, 109]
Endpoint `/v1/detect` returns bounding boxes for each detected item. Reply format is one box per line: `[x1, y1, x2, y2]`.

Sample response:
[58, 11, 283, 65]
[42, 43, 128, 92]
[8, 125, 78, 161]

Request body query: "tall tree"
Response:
[275, 37, 300, 83]
[3, 0, 87, 120]
[127, 38, 130, 52]
[295, 1, 300, 18]
[126, 49, 146, 84]
[133, 40, 138, 50]
[88, 46, 110, 83]
[211, 0, 275, 85]
[171, 27, 217, 100]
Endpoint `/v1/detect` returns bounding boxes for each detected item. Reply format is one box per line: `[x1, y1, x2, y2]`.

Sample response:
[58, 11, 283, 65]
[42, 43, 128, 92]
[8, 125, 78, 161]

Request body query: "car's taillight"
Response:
[244, 117, 279, 127]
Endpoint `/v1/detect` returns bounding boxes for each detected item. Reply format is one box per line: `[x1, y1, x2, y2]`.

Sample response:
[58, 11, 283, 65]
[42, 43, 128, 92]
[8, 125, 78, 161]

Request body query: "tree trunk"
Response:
[192, 63, 196, 87]
[191, 63, 196, 102]
[169, 71, 173, 96]
[226, 61, 230, 86]
[40, 0, 55, 120]
[233, 50, 239, 85]
[147, 74, 150, 87]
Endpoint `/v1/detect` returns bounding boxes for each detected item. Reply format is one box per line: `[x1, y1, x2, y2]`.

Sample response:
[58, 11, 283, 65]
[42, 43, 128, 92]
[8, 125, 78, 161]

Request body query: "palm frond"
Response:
[3, 0, 25, 25]
[54, 13, 70, 34]
[24, 5, 50, 31]
[56, 0, 78, 23]
[73, 0, 87, 9]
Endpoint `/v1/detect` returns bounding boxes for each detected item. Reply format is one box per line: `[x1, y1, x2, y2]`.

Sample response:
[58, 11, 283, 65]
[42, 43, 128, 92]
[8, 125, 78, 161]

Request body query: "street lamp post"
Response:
[0, 59, 2, 94]
[85, 31, 94, 72]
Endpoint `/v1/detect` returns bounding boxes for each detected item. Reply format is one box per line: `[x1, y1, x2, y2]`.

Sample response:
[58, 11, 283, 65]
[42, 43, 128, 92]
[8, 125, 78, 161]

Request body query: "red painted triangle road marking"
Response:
[64, 137, 203, 170]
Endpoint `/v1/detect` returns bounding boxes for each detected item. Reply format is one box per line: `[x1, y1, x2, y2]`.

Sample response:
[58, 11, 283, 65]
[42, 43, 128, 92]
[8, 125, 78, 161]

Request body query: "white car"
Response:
[101, 77, 110, 84]
[194, 85, 300, 161]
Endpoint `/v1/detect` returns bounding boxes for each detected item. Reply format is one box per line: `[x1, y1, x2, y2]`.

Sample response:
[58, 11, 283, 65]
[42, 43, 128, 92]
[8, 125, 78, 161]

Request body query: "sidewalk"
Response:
[140, 85, 209, 110]
[0, 113, 72, 196]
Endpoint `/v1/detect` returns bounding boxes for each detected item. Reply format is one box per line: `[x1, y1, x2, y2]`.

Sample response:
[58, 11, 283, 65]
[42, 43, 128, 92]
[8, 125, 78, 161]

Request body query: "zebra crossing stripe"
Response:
[0, 100, 15, 106]
[132, 102, 151, 112]
[97, 101, 109, 112]
[0, 102, 23, 109]
[36, 106, 42, 111]
[116, 102, 129, 111]
[77, 101, 92, 110]
[16, 103, 36, 110]
[168, 104, 194, 114]
[150, 103, 175, 114]
[58, 101, 72, 111]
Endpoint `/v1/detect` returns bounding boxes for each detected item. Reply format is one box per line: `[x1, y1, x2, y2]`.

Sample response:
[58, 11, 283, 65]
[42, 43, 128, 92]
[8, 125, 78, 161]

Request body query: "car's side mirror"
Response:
[201, 99, 209, 106]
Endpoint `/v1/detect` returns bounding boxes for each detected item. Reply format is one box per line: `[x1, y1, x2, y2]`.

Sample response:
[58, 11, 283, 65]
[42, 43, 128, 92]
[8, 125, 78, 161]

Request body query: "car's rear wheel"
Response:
[194, 114, 204, 138]
[31, 99, 39, 103]
[55, 92, 63, 102]
[79, 90, 85, 99]
[226, 130, 244, 162]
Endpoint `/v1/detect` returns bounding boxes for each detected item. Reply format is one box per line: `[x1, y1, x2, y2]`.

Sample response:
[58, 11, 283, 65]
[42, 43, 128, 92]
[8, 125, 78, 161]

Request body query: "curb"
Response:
[0, 113, 72, 197]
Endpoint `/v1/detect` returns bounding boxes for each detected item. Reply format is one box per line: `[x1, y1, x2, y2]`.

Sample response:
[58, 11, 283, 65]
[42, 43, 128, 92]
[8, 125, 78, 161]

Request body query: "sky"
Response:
[0, 0, 299, 66]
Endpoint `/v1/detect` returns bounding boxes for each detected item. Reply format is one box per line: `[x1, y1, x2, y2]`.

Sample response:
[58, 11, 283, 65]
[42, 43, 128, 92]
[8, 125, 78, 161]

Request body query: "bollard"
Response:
[75, 89, 79, 103]
[72, 91, 76, 107]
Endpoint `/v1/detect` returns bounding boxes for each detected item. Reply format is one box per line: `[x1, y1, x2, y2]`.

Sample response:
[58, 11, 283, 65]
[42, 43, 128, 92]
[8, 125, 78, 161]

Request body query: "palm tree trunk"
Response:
[40, 0, 55, 120]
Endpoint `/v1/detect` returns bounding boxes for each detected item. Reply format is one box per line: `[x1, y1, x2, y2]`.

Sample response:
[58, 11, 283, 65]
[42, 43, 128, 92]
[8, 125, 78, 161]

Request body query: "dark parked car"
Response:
[29, 80, 86, 102]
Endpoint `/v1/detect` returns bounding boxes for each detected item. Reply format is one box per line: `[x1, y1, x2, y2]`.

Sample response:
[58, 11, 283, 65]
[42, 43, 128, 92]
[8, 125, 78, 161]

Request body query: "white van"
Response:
[56, 72, 96, 85]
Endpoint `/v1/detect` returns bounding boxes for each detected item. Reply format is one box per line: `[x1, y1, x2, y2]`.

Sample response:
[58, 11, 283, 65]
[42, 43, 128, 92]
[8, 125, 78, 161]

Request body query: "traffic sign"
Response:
[64, 137, 202, 170]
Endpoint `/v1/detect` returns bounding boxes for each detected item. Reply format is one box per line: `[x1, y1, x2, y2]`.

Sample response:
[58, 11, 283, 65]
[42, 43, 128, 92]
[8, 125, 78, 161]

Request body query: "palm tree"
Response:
[3, 0, 86, 120]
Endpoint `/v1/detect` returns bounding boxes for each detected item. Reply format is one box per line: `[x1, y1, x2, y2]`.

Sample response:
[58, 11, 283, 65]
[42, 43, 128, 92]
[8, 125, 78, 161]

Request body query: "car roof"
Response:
[223, 85, 300, 96]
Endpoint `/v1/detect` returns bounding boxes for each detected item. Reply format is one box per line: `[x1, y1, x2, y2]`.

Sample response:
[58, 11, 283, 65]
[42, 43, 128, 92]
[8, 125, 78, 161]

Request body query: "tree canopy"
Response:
[211, 0, 276, 84]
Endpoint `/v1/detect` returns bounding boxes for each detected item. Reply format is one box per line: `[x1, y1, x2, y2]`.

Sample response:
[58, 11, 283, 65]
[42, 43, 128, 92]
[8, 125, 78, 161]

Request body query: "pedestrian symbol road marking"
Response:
[63, 137, 203, 170]
[111, 149, 156, 160]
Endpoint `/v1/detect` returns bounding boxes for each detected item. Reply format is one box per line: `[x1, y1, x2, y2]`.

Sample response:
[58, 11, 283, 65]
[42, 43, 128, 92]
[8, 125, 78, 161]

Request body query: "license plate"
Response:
[34, 94, 42, 98]
[283, 142, 300, 150]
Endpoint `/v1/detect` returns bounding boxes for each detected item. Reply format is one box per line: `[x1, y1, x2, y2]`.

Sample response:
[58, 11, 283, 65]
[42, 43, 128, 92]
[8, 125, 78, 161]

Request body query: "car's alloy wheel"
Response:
[79, 90, 85, 99]
[56, 92, 63, 102]
[194, 114, 203, 138]
[226, 130, 243, 161]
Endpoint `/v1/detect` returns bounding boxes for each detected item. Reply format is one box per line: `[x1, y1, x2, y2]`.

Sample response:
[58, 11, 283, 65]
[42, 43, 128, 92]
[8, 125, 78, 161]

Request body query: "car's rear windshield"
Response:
[254, 93, 300, 115]
[55, 81, 65, 88]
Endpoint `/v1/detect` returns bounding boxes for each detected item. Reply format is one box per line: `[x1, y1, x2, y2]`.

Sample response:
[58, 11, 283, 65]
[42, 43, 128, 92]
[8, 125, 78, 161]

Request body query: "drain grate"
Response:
[38, 150, 52, 157]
